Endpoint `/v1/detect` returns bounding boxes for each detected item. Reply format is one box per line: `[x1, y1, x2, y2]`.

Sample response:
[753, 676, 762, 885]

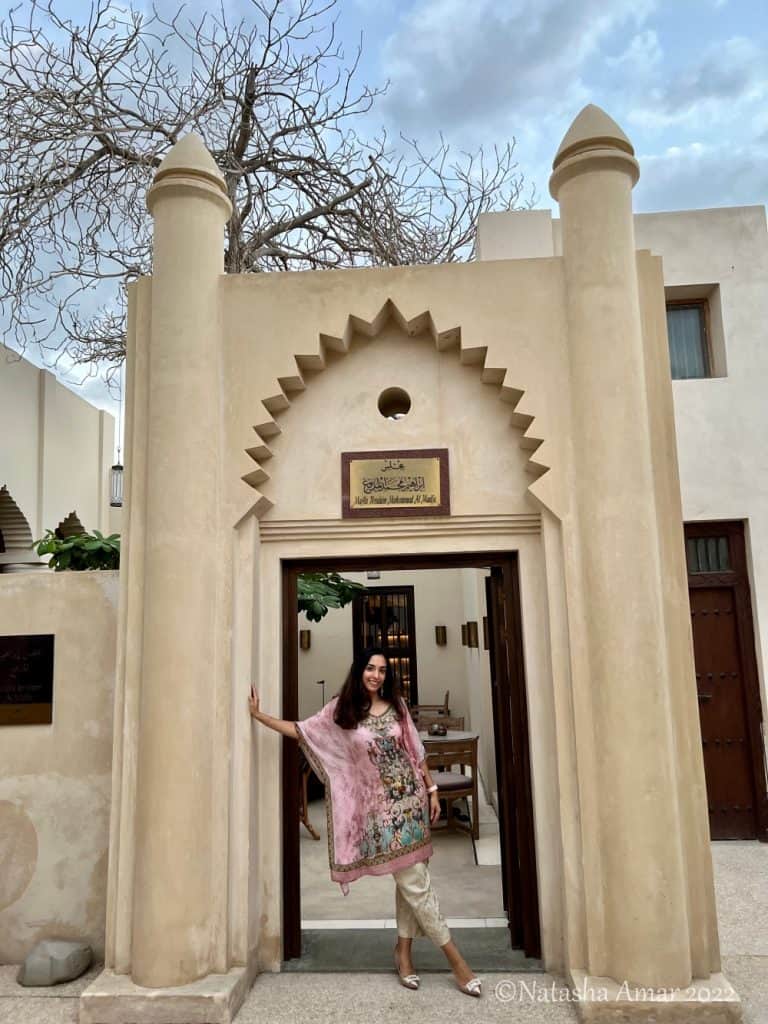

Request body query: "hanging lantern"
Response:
[110, 463, 124, 507]
[110, 362, 125, 509]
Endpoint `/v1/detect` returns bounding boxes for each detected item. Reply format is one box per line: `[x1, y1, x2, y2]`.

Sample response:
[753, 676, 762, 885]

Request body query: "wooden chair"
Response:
[417, 714, 465, 732]
[410, 691, 450, 723]
[426, 737, 479, 863]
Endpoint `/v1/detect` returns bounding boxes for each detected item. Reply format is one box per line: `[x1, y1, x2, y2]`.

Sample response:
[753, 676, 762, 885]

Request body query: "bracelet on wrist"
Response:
[426, 784, 438, 794]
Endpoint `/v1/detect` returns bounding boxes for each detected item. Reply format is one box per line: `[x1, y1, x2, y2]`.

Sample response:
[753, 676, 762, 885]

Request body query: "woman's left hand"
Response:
[429, 791, 441, 824]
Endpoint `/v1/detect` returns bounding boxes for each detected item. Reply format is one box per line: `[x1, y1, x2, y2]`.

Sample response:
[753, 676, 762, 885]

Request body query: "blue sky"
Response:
[351, 0, 768, 212]
[13, 0, 768, 427]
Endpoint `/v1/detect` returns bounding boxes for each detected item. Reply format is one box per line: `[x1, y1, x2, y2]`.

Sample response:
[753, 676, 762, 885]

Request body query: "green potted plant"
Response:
[35, 530, 120, 571]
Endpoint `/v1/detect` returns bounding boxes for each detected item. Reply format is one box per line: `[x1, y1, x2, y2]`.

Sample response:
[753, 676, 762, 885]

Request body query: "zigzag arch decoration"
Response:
[241, 299, 552, 514]
[0, 485, 34, 550]
[56, 511, 86, 539]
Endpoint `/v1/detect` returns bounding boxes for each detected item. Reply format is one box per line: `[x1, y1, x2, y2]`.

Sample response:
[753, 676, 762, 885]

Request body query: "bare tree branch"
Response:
[0, 0, 531, 376]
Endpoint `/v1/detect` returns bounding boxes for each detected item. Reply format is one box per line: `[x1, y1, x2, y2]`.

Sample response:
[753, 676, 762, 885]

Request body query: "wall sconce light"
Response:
[299, 629, 311, 650]
[435, 625, 447, 646]
[482, 616, 489, 651]
[461, 623, 468, 646]
[467, 621, 479, 648]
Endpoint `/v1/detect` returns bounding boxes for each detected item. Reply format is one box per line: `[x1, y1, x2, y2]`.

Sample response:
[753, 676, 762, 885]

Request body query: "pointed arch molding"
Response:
[241, 299, 554, 516]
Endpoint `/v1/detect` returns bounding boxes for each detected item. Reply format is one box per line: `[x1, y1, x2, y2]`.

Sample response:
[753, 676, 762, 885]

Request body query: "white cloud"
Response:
[635, 139, 768, 212]
[626, 36, 767, 131]
[606, 29, 662, 72]
[380, 0, 656, 138]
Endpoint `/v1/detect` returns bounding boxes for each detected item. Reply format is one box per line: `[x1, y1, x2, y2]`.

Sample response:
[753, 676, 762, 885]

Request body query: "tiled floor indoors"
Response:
[299, 791, 505, 925]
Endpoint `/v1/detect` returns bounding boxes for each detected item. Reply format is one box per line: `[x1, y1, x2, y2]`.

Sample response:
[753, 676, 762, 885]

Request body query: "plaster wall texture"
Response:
[0, 344, 118, 542]
[477, 204, 768, 764]
[220, 257, 570, 526]
[0, 570, 118, 963]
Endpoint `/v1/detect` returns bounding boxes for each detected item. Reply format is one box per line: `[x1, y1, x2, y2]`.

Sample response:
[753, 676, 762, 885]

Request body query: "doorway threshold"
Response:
[283, 928, 542, 973]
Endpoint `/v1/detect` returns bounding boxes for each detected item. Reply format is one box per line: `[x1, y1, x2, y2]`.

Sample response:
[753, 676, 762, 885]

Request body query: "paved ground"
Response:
[1, 841, 765, 1023]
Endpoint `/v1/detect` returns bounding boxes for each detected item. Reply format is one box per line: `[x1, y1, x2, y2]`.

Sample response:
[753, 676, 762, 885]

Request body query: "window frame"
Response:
[665, 297, 713, 380]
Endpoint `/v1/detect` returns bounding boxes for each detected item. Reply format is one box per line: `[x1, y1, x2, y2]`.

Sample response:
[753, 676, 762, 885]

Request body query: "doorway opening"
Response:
[281, 551, 541, 971]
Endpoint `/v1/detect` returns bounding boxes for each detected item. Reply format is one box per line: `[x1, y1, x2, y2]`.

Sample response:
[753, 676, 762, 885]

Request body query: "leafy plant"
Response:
[35, 530, 120, 571]
[298, 572, 366, 622]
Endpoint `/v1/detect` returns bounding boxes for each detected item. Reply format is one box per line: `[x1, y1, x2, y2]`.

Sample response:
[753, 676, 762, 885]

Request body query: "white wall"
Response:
[0, 346, 119, 548]
[460, 568, 497, 805]
[298, 568, 469, 721]
[478, 205, 768, 762]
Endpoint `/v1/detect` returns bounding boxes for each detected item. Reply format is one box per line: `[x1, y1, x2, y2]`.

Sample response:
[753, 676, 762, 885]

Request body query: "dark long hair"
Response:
[334, 647, 405, 730]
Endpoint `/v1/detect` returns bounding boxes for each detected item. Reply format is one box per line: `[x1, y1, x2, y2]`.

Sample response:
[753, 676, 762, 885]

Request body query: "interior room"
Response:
[292, 566, 536, 971]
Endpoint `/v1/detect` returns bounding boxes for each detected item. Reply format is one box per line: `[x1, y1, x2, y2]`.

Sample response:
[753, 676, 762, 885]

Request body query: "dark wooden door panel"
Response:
[487, 565, 541, 958]
[685, 521, 768, 841]
[690, 586, 757, 839]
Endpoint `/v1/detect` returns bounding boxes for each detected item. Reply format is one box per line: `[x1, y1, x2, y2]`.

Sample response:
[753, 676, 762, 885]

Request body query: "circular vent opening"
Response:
[378, 387, 411, 420]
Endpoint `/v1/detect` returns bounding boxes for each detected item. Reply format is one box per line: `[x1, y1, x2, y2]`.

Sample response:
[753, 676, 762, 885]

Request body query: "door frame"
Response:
[281, 550, 541, 960]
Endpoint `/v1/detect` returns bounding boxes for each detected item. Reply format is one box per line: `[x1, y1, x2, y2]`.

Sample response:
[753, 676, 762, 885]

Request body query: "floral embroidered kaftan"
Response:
[297, 697, 433, 893]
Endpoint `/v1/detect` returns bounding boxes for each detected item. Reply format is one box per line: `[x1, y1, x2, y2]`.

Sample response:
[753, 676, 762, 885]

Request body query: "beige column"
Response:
[550, 106, 693, 989]
[130, 135, 232, 987]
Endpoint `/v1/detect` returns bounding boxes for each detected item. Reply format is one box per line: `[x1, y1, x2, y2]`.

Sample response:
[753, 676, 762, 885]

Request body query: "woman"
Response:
[249, 646, 482, 997]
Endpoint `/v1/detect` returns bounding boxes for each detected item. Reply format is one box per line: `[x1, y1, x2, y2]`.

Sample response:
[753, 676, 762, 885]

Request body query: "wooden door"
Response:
[686, 522, 768, 840]
[486, 564, 541, 957]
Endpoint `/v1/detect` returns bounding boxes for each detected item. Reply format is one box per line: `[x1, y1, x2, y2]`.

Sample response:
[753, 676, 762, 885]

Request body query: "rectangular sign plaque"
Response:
[0, 634, 54, 725]
[342, 449, 450, 518]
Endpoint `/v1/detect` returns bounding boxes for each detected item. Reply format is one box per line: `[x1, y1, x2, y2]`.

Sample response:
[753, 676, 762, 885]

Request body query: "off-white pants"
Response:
[392, 860, 451, 947]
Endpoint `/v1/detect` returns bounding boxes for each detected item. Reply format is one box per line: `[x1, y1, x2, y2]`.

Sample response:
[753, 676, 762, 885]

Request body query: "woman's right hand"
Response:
[248, 685, 261, 720]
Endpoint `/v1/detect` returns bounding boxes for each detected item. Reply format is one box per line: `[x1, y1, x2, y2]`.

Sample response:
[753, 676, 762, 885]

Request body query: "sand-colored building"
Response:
[2, 105, 764, 1023]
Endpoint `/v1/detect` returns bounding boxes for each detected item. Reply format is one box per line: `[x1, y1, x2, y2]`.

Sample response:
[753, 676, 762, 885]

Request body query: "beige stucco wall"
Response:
[213, 293, 566, 974]
[0, 344, 118, 544]
[0, 570, 118, 963]
[478, 204, 768, 767]
[220, 259, 570, 528]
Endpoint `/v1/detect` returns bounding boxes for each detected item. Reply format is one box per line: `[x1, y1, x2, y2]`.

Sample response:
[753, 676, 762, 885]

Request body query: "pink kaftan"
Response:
[296, 697, 433, 893]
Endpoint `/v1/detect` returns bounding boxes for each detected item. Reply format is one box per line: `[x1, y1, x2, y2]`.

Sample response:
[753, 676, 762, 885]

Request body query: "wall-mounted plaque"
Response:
[0, 634, 54, 725]
[342, 449, 450, 518]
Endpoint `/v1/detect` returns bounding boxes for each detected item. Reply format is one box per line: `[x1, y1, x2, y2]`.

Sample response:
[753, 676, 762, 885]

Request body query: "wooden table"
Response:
[419, 729, 480, 840]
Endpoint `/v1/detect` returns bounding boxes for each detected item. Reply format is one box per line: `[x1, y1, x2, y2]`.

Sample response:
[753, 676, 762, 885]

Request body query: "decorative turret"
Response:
[550, 103, 638, 198]
[128, 134, 231, 988]
[548, 105, 717, 996]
